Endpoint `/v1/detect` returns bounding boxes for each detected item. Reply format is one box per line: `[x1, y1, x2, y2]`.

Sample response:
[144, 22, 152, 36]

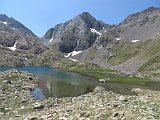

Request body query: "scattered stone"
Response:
[93, 86, 105, 92]
[12, 110, 19, 114]
[33, 102, 44, 110]
[113, 101, 120, 107]
[21, 99, 28, 103]
[21, 106, 25, 110]
[119, 96, 127, 101]
[66, 109, 72, 112]
[80, 111, 90, 117]
[121, 117, 127, 120]
[131, 88, 143, 93]
[24, 116, 39, 120]
[3, 80, 12, 84]
[4, 107, 11, 111]
[15, 115, 21, 117]
[112, 112, 119, 117]
[47, 114, 53, 119]
[28, 76, 33, 80]
[98, 79, 106, 83]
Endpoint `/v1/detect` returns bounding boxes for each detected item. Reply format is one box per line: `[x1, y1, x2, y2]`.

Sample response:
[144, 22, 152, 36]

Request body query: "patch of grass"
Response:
[110, 76, 151, 85]
[62, 62, 154, 85]
[139, 55, 160, 71]
[108, 42, 142, 65]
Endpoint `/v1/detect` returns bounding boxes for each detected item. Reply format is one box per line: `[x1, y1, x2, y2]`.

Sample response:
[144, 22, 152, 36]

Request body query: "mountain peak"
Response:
[76, 12, 97, 22]
[42, 12, 108, 53]
[0, 14, 9, 21]
[0, 14, 36, 37]
[79, 12, 93, 17]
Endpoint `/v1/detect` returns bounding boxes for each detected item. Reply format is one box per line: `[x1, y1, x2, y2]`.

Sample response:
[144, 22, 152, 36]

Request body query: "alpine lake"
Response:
[0, 66, 160, 100]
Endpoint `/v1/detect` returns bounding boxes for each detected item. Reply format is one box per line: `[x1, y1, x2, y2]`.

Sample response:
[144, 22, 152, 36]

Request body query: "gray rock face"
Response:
[42, 12, 109, 53]
[0, 14, 36, 37]
[118, 7, 160, 41]
[0, 15, 46, 51]
[0, 14, 49, 66]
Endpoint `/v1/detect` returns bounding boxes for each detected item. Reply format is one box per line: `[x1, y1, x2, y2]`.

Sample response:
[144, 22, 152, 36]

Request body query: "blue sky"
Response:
[0, 0, 160, 37]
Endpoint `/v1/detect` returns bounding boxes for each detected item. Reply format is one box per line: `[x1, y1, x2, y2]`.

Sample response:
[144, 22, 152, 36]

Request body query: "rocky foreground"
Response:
[0, 70, 160, 120]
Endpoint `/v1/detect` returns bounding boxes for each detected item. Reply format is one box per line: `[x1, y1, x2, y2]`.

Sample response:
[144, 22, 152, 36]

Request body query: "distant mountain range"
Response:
[0, 6, 160, 80]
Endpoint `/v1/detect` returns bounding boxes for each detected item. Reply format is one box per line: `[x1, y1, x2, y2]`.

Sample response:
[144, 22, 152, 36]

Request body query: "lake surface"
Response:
[0, 66, 160, 100]
[0, 66, 96, 99]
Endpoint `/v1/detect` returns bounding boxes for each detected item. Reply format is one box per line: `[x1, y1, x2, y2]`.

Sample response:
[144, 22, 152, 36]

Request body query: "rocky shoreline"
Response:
[0, 70, 160, 120]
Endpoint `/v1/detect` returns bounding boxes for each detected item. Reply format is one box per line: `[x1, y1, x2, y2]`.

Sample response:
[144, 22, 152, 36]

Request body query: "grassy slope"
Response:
[108, 41, 142, 65]
[79, 37, 160, 81]
[107, 38, 160, 80]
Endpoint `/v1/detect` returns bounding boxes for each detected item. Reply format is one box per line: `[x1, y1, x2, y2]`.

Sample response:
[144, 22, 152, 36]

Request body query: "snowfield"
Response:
[69, 58, 78, 62]
[64, 51, 83, 57]
[116, 38, 121, 41]
[131, 40, 140, 43]
[8, 42, 17, 51]
[49, 34, 54, 43]
[90, 28, 102, 35]
[0, 21, 7, 25]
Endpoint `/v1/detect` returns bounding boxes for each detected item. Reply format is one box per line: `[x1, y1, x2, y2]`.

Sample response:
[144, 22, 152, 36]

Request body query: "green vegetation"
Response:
[139, 55, 160, 71]
[108, 41, 142, 65]
[60, 61, 154, 85]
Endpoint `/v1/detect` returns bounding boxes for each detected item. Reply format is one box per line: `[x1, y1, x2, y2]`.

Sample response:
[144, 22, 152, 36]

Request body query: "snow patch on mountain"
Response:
[72, 51, 83, 56]
[7, 42, 17, 51]
[69, 58, 78, 62]
[64, 52, 72, 58]
[2, 22, 7, 25]
[131, 40, 140, 43]
[49, 38, 54, 43]
[49, 34, 54, 43]
[116, 38, 121, 41]
[64, 51, 82, 57]
[0, 21, 7, 25]
[90, 28, 101, 35]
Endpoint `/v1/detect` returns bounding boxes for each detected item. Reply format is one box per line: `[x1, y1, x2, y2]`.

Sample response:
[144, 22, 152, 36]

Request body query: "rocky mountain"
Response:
[118, 7, 160, 41]
[0, 14, 54, 66]
[0, 14, 36, 37]
[43, 7, 160, 55]
[0, 14, 41, 49]
[42, 12, 110, 53]
[51, 7, 160, 80]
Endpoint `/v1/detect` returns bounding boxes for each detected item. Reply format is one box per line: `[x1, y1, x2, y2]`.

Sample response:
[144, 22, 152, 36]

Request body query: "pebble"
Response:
[112, 112, 119, 117]
[98, 79, 106, 83]
[33, 102, 44, 110]
[119, 96, 127, 101]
